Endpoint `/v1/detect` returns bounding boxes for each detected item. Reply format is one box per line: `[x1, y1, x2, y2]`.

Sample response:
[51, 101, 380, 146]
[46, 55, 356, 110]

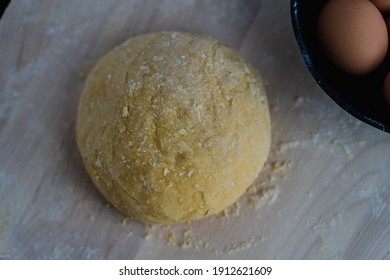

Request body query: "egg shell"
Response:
[318, 0, 388, 75]
[370, 0, 390, 13]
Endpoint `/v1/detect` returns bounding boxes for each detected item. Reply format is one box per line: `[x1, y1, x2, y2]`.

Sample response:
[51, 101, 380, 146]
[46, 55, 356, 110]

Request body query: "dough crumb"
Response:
[167, 231, 176, 245]
[249, 186, 279, 209]
[121, 217, 129, 225]
[271, 160, 291, 173]
[94, 159, 102, 168]
[122, 106, 129, 118]
[221, 202, 240, 219]
[226, 239, 254, 255]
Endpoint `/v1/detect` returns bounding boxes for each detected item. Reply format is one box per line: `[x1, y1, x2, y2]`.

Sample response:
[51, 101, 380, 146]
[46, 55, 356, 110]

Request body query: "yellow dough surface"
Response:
[76, 31, 271, 224]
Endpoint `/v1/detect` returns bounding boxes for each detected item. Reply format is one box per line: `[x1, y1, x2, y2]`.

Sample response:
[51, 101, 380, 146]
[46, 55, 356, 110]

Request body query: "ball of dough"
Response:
[76, 31, 271, 224]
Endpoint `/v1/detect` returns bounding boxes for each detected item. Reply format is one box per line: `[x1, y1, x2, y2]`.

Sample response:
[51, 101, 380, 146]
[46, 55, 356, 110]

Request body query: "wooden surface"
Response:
[1, 0, 390, 260]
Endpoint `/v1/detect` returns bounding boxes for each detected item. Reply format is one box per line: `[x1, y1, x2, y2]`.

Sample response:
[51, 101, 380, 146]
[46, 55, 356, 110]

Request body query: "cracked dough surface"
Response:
[76, 31, 271, 224]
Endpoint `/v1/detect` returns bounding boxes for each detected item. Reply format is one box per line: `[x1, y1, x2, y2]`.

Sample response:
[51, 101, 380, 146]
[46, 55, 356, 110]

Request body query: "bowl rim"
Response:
[290, 0, 390, 133]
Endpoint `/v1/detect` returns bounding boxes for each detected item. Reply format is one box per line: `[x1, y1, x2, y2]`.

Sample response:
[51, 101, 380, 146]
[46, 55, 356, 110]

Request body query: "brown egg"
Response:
[318, 0, 388, 75]
[370, 0, 390, 13]
[383, 72, 390, 105]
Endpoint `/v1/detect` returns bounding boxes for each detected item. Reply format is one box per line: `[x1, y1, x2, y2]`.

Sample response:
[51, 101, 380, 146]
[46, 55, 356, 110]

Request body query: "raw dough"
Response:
[76, 31, 271, 224]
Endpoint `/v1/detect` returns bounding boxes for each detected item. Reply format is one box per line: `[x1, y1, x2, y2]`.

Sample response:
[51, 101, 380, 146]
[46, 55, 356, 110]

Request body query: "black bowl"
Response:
[291, 0, 390, 133]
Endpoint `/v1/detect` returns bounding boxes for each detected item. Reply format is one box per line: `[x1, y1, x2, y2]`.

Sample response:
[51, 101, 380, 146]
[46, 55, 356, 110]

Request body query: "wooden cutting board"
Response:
[1, 0, 390, 259]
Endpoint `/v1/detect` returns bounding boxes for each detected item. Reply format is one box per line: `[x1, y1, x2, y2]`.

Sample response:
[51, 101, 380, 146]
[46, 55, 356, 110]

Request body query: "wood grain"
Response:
[0, 0, 390, 259]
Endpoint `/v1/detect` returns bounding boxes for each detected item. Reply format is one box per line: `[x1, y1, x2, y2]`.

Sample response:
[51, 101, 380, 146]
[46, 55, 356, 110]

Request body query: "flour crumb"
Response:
[358, 140, 366, 147]
[294, 96, 304, 108]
